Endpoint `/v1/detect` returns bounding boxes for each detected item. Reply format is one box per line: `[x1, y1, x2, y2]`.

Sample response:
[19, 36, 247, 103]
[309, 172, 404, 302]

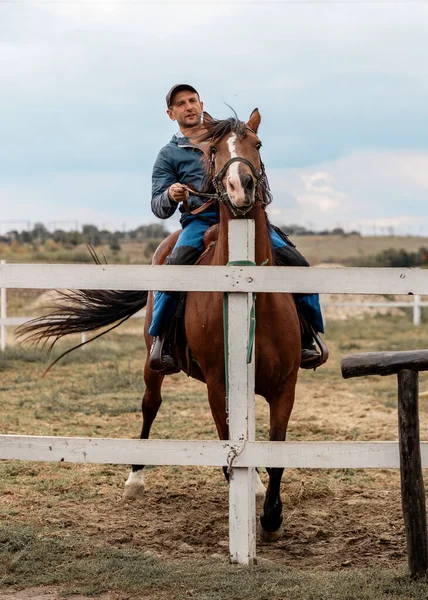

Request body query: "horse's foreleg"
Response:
[259, 379, 296, 541]
[123, 360, 164, 500]
[205, 380, 232, 484]
[205, 380, 265, 497]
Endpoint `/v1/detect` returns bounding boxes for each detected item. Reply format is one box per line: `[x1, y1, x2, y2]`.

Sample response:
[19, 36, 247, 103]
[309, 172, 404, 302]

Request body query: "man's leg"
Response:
[149, 218, 212, 371]
[268, 225, 326, 367]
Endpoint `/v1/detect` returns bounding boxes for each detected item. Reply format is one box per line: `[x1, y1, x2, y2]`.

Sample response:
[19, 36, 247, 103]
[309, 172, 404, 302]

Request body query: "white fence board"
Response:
[1, 263, 428, 294]
[2, 436, 428, 469]
[322, 301, 428, 308]
[228, 220, 256, 564]
[0, 317, 32, 326]
[0, 312, 145, 327]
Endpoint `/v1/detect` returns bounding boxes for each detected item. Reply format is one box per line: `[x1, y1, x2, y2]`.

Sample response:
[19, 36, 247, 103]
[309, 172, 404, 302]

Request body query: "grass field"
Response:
[1, 310, 428, 599]
[289, 234, 428, 266]
[1, 233, 428, 267]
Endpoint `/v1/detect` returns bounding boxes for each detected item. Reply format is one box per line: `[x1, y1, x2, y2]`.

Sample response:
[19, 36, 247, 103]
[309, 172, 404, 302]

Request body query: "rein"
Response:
[182, 187, 218, 215]
[182, 148, 267, 217]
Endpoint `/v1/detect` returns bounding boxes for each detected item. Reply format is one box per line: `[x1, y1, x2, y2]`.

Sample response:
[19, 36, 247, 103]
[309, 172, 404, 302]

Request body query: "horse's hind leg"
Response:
[123, 361, 164, 500]
[259, 379, 297, 541]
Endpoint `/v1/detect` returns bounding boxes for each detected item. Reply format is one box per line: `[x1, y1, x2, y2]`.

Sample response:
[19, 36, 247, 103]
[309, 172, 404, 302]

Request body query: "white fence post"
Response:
[1, 259, 6, 352]
[414, 295, 421, 326]
[228, 219, 256, 565]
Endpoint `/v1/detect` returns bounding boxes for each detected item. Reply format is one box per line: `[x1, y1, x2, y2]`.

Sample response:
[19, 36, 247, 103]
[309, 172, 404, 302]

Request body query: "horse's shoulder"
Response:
[151, 230, 181, 265]
[203, 223, 218, 247]
[195, 224, 219, 266]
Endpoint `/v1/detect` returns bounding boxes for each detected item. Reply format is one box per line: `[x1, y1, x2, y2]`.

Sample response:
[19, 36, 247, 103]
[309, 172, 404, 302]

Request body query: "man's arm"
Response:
[151, 149, 180, 219]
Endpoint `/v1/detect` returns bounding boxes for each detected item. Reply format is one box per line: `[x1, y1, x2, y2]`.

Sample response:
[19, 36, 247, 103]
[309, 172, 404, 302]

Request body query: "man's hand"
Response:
[168, 183, 189, 203]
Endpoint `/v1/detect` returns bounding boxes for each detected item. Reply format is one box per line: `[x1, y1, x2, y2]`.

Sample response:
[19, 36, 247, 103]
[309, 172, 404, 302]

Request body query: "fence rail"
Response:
[1, 263, 428, 293]
[0, 260, 428, 351]
[322, 295, 428, 326]
[2, 435, 428, 469]
[0, 299, 426, 352]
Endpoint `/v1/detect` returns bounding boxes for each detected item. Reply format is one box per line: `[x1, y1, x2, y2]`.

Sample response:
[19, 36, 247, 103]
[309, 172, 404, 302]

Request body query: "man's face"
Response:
[167, 91, 204, 130]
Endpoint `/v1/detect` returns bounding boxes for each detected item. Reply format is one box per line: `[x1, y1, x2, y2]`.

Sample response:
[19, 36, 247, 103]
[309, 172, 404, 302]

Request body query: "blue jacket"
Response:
[151, 133, 218, 225]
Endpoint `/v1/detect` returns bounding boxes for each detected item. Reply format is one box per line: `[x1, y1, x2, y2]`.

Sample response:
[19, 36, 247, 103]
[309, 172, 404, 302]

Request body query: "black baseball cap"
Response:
[166, 84, 199, 107]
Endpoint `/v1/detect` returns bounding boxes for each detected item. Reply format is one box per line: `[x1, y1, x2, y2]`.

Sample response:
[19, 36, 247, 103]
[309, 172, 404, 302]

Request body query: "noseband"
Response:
[209, 150, 267, 217]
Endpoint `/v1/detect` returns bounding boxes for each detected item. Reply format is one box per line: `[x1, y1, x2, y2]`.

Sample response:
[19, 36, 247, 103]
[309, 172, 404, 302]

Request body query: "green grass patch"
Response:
[1, 524, 428, 600]
[1, 341, 130, 367]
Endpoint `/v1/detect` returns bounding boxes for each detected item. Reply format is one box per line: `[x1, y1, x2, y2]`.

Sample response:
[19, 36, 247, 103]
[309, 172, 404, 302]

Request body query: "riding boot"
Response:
[300, 333, 321, 368]
[149, 331, 179, 374]
[300, 330, 329, 370]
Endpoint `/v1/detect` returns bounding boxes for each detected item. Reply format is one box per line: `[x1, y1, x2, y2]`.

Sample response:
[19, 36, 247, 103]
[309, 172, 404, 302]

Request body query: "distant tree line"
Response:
[0, 222, 362, 249]
[278, 225, 361, 237]
[352, 247, 428, 268]
[0, 222, 171, 253]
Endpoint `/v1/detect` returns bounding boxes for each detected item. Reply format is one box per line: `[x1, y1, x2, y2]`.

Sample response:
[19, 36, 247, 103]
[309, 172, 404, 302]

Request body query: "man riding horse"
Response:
[149, 83, 326, 373]
[17, 99, 328, 531]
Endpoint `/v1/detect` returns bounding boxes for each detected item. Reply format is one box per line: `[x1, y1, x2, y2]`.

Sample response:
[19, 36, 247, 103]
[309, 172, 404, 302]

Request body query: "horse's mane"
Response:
[199, 116, 248, 143]
[196, 116, 273, 207]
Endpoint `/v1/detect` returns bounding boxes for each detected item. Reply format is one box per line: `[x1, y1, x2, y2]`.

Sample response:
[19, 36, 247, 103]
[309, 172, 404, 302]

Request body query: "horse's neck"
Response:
[213, 203, 273, 266]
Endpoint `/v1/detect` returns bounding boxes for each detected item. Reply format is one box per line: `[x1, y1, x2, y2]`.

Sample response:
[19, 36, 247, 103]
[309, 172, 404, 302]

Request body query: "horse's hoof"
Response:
[255, 473, 266, 500]
[258, 520, 284, 542]
[123, 470, 145, 501]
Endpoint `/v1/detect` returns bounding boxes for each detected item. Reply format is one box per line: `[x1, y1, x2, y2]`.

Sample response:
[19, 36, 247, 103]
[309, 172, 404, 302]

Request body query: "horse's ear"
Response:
[203, 111, 214, 126]
[247, 108, 261, 133]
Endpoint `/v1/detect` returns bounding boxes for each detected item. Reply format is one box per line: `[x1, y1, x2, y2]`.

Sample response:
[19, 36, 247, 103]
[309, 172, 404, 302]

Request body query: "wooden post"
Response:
[1, 259, 6, 352]
[342, 350, 428, 579]
[228, 219, 256, 565]
[398, 369, 428, 578]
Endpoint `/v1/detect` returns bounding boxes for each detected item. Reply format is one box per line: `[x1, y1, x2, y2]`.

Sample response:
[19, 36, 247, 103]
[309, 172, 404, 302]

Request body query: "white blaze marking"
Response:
[227, 133, 241, 185]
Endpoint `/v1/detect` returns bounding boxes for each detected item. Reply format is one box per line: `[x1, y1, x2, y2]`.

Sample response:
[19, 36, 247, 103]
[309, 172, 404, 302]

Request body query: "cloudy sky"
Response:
[1, 0, 428, 235]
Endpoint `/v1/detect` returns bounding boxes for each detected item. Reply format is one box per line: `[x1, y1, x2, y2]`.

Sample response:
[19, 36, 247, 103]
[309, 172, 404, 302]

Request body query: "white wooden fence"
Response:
[322, 294, 427, 326]
[1, 258, 426, 352]
[1, 221, 428, 565]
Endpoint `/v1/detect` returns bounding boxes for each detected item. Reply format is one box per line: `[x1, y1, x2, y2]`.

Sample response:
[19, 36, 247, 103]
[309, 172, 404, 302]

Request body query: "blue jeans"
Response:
[149, 216, 324, 336]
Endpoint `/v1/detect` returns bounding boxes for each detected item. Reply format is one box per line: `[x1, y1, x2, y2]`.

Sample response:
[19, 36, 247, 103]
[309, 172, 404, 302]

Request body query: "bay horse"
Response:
[19, 109, 301, 541]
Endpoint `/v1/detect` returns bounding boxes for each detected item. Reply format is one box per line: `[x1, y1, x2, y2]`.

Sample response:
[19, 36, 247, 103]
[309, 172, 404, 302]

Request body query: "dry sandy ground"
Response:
[0, 589, 115, 600]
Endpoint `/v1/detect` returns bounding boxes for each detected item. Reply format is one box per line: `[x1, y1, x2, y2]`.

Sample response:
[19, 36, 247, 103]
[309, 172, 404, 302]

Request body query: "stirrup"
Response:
[149, 335, 179, 374]
[300, 327, 329, 370]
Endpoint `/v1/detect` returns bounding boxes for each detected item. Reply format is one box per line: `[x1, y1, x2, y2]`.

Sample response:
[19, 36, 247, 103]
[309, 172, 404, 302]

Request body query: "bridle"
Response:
[183, 139, 267, 217]
[209, 150, 267, 217]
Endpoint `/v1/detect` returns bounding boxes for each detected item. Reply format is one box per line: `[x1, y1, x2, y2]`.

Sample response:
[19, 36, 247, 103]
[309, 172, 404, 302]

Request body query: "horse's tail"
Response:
[16, 288, 148, 374]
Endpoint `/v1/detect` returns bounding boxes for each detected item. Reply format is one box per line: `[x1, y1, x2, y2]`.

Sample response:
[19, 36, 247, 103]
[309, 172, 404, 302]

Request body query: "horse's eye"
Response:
[255, 142, 262, 150]
[210, 146, 217, 154]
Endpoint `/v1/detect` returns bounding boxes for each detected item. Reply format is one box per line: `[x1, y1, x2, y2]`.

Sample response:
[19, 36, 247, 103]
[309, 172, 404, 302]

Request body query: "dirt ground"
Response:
[1, 369, 424, 572]
[0, 588, 115, 600]
[9, 453, 406, 571]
